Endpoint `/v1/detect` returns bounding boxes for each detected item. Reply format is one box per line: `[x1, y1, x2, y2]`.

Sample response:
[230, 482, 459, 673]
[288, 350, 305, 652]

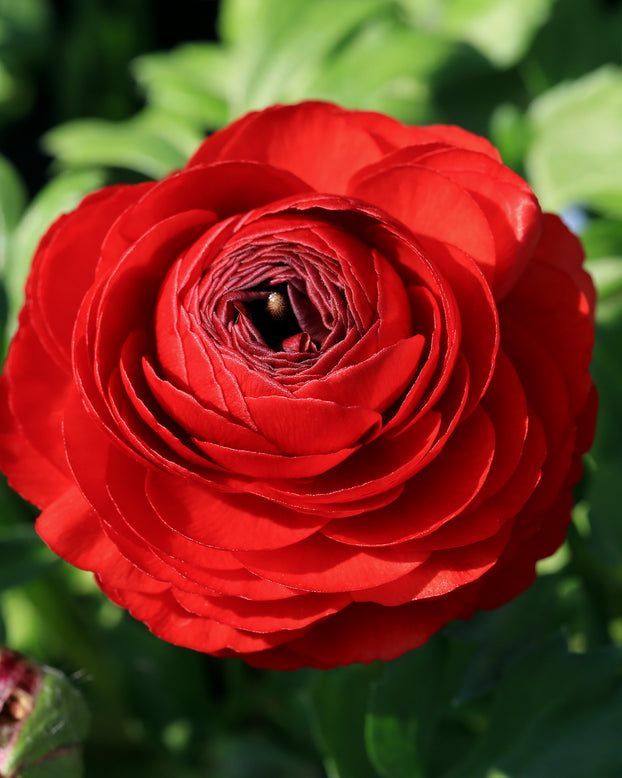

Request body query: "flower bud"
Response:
[0, 648, 88, 777]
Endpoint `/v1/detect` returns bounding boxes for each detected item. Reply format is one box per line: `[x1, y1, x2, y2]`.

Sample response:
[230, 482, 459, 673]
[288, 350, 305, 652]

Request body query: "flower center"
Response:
[197, 236, 354, 368]
[244, 283, 302, 350]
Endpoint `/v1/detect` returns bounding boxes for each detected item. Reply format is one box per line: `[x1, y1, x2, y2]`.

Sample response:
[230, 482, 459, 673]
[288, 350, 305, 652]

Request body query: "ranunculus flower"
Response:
[0, 102, 596, 669]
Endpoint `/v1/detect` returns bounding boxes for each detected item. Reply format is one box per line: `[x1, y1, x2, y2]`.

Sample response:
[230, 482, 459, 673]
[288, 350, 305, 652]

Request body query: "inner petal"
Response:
[199, 239, 352, 369]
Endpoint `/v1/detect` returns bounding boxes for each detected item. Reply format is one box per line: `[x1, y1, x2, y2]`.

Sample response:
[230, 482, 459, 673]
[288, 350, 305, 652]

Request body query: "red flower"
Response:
[0, 102, 596, 669]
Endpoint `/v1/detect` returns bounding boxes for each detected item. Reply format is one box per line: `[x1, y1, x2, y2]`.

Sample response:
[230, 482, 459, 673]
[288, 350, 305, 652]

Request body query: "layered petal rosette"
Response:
[0, 102, 596, 669]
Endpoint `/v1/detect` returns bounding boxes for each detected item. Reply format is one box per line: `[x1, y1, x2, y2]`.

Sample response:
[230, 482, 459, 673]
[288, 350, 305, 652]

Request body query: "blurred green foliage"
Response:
[1, 0, 622, 775]
[0, 0, 51, 123]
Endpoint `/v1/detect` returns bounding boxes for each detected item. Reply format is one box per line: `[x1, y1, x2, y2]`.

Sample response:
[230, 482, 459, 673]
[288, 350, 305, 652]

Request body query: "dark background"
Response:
[1, 0, 221, 194]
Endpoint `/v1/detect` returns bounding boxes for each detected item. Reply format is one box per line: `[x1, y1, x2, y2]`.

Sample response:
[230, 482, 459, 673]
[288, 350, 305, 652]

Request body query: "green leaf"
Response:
[448, 575, 563, 705]
[307, 18, 453, 124]
[132, 44, 234, 130]
[526, 66, 622, 218]
[42, 113, 190, 179]
[442, 636, 622, 778]
[205, 733, 322, 778]
[133, 1, 457, 129]
[582, 219, 622, 309]
[0, 155, 26, 357]
[582, 218, 622, 263]
[489, 103, 532, 171]
[399, 0, 553, 67]
[588, 257, 622, 301]
[0, 154, 27, 250]
[306, 664, 380, 778]
[586, 456, 622, 571]
[218, 0, 391, 116]
[252, 668, 319, 758]
[218, 0, 311, 49]
[95, 0, 528, 149]
[365, 639, 451, 778]
[4, 169, 106, 338]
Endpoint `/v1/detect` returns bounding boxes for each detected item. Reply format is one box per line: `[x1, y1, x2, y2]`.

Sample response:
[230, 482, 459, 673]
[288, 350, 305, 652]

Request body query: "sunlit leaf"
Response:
[216, 0, 391, 116]
[588, 258, 622, 301]
[307, 18, 453, 123]
[42, 113, 189, 180]
[132, 44, 232, 130]
[527, 66, 622, 218]
[399, 0, 553, 67]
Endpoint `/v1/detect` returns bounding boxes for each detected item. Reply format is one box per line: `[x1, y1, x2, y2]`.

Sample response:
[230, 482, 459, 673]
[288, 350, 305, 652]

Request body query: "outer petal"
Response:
[102, 585, 314, 655]
[281, 583, 482, 668]
[322, 405, 496, 546]
[234, 533, 428, 593]
[29, 183, 153, 367]
[0, 184, 150, 507]
[350, 163, 498, 283]
[187, 102, 386, 192]
[144, 468, 325, 552]
[172, 588, 350, 633]
[0, 322, 73, 507]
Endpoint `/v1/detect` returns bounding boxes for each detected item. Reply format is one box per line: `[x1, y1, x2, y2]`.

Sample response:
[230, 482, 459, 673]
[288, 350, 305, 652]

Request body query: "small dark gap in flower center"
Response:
[245, 282, 301, 350]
